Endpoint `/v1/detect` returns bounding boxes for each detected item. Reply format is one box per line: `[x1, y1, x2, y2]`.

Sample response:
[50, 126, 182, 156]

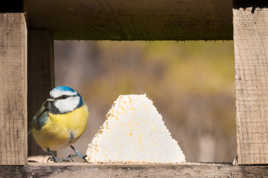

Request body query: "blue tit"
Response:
[31, 86, 89, 162]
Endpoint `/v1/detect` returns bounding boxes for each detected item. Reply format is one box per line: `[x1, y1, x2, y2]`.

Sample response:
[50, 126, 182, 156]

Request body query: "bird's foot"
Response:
[46, 148, 61, 162]
[47, 154, 60, 162]
[61, 154, 78, 162]
[70, 145, 87, 162]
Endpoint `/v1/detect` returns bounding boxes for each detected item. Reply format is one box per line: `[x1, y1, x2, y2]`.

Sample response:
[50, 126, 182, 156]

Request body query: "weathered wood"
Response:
[1, 163, 268, 178]
[0, 13, 27, 165]
[28, 30, 55, 156]
[234, 6, 268, 164]
[24, 0, 232, 40]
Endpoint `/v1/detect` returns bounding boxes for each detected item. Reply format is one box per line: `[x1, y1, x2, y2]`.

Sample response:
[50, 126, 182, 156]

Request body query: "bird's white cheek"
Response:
[54, 96, 80, 113]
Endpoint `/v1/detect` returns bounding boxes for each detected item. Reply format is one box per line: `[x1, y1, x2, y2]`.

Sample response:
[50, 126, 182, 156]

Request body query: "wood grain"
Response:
[28, 30, 55, 156]
[24, 0, 232, 40]
[0, 13, 27, 165]
[234, 7, 268, 164]
[1, 163, 268, 178]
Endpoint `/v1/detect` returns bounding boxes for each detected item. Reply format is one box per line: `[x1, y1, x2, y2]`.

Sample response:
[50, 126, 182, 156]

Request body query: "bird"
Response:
[31, 86, 89, 162]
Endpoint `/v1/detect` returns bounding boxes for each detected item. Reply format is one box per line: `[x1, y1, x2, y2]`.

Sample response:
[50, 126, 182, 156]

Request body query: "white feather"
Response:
[50, 90, 77, 98]
[54, 96, 80, 113]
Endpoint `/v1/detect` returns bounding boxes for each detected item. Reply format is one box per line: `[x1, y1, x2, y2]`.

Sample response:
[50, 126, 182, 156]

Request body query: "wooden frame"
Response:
[0, 13, 27, 165]
[234, 5, 268, 165]
[24, 0, 233, 40]
[1, 0, 268, 177]
[1, 163, 268, 178]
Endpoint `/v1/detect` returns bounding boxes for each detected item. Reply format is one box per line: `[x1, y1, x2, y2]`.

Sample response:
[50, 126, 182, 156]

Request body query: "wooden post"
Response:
[234, 4, 268, 164]
[28, 30, 55, 155]
[0, 13, 27, 165]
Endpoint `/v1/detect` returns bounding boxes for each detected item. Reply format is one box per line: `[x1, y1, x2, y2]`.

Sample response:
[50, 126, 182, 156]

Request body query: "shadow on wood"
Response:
[28, 30, 55, 156]
[0, 0, 23, 12]
[24, 0, 232, 40]
[233, 0, 268, 13]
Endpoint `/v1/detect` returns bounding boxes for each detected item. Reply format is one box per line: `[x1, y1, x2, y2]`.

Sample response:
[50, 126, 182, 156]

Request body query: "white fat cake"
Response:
[86, 94, 185, 163]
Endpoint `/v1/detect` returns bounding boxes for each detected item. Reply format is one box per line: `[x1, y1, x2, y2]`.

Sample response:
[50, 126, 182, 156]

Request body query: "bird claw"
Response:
[62, 154, 77, 162]
[62, 153, 87, 162]
[47, 155, 60, 162]
[47, 154, 76, 162]
[82, 155, 87, 161]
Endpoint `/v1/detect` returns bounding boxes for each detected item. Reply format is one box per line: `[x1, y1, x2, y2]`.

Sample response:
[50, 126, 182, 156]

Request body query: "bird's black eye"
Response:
[56, 95, 69, 100]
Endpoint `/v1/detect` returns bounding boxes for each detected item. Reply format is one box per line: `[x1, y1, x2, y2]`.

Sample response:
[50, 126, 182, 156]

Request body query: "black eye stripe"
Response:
[54, 94, 76, 100]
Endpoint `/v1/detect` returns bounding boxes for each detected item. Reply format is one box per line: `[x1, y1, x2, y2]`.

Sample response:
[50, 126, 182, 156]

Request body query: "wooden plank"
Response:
[1, 163, 268, 178]
[233, 6, 268, 164]
[28, 30, 55, 156]
[0, 13, 27, 165]
[24, 0, 232, 40]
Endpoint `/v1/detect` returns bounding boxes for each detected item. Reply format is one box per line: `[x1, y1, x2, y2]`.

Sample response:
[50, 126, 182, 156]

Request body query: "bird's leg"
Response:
[70, 145, 87, 162]
[47, 148, 60, 162]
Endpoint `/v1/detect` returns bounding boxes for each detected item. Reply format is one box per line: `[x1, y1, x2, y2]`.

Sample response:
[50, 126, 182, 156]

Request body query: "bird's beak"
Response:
[46, 98, 55, 102]
[41, 98, 54, 107]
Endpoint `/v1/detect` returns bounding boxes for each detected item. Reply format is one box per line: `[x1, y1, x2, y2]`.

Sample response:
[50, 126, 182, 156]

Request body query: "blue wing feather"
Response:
[32, 105, 49, 130]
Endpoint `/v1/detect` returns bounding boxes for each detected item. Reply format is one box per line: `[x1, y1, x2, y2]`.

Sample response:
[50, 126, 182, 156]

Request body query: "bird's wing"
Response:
[31, 101, 49, 131]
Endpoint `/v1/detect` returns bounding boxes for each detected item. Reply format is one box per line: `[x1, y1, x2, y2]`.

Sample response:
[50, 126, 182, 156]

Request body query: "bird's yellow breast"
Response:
[32, 105, 89, 151]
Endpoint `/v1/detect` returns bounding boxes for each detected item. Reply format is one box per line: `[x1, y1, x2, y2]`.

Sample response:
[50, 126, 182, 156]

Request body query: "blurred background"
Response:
[54, 41, 235, 162]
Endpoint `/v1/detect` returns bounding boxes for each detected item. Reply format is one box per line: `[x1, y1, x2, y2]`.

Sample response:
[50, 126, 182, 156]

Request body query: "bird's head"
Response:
[45, 86, 84, 114]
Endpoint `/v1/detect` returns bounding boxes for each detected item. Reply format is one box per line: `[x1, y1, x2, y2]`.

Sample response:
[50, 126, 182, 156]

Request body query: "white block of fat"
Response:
[86, 94, 186, 163]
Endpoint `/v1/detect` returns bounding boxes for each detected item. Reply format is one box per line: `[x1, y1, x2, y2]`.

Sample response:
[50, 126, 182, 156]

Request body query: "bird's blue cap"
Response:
[50, 86, 79, 98]
[53, 86, 76, 92]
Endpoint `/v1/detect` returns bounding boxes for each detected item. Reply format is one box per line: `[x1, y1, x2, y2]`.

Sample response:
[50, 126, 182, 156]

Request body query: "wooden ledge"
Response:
[1, 162, 268, 178]
[24, 0, 232, 40]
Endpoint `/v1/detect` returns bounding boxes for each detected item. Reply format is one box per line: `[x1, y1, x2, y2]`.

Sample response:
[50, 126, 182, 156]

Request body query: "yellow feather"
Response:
[32, 105, 89, 151]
